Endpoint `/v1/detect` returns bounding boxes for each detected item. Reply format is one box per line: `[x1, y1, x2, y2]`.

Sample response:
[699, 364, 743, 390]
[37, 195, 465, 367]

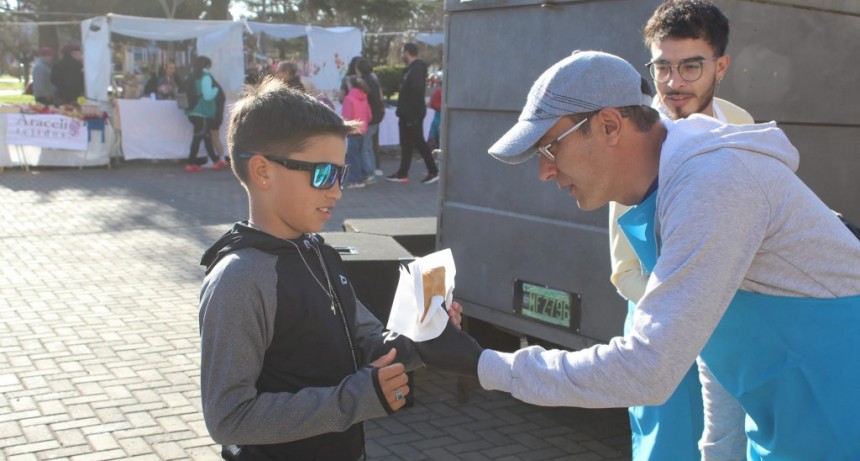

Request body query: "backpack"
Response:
[176, 75, 198, 111]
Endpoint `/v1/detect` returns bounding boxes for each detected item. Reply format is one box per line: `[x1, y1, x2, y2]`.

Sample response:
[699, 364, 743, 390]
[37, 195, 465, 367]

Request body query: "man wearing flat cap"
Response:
[416, 50, 860, 460]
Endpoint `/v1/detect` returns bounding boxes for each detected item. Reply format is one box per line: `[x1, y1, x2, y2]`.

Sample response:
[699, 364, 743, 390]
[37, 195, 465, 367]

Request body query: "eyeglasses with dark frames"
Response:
[646, 56, 721, 83]
[536, 117, 589, 163]
[237, 153, 350, 190]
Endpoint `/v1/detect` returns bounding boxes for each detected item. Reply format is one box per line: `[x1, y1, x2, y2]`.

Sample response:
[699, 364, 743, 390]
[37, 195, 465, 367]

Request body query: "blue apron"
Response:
[619, 191, 860, 460]
[618, 190, 703, 461]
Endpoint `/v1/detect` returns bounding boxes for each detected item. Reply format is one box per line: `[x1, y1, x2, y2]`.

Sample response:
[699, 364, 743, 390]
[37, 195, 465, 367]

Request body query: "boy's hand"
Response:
[371, 349, 410, 411]
[448, 300, 464, 329]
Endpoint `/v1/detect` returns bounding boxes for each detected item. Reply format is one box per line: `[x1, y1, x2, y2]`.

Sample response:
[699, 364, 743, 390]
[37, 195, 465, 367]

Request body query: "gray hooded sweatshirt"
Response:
[477, 115, 860, 460]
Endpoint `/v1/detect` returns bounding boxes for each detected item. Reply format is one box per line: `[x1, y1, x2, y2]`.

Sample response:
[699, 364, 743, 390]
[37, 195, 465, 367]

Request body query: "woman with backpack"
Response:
[184, 56, 228, 173]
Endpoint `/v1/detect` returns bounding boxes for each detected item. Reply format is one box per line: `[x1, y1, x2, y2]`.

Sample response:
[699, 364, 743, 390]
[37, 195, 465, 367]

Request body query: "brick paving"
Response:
[0, 156, 630, 460]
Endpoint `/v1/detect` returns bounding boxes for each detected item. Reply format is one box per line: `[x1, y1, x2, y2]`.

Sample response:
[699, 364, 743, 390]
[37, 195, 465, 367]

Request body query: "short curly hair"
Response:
[643, 0, 730, 56]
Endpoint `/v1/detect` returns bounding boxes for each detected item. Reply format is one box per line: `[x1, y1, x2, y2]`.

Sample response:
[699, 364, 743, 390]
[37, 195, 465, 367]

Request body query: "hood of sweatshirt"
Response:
[200, 222, 326, 275]
[347, 87, 368, 102]
[658, 114, 799, 191]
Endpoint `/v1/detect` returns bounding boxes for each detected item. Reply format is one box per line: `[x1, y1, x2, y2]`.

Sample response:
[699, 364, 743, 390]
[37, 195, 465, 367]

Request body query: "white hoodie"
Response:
[478, 115, 860, 457]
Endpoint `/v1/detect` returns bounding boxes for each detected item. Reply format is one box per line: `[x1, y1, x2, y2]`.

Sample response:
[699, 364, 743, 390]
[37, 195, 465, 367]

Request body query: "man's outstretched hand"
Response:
[415, 320, 483, 379]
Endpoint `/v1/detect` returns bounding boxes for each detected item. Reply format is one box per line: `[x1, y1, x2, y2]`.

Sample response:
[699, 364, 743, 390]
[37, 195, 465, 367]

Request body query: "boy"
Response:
[198, 78, 460, 460]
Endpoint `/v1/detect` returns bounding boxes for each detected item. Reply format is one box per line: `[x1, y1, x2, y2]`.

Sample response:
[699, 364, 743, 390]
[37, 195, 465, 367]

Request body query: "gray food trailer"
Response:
[437, 0, 860, 349]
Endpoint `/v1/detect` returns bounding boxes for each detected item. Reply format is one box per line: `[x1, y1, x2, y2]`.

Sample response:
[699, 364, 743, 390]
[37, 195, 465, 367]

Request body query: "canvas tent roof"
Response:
[82, 14, 245, 102]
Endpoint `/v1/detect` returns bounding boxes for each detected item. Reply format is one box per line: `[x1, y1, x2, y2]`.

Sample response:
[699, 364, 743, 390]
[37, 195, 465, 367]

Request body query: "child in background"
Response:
[340, 75, 373, 188]
[428, 73, 443, 151]
[198, 77, 462, 460]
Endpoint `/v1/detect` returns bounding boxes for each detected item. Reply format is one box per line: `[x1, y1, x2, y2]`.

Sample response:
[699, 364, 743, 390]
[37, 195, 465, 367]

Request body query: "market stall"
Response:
[0, 106, 115, 169]
[82, 14, 246, 102]
[92, 17, 363, 161]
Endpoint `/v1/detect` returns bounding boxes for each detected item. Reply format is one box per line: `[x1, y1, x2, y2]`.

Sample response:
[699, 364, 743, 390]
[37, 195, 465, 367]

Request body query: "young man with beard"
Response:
[608, 2, 754, 459]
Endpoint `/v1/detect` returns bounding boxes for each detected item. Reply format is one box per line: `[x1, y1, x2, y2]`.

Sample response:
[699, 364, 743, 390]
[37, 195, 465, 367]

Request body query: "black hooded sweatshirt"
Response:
[198, 222, 419, 461]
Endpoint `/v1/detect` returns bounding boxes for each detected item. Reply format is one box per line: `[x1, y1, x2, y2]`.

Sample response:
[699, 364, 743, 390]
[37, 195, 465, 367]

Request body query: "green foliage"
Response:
[375, 64, 404, 98]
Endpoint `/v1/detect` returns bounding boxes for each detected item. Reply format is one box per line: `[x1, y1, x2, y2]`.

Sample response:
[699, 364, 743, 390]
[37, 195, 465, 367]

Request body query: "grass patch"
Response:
[0, 94, 34, 105]
[0, 76, 24, 92]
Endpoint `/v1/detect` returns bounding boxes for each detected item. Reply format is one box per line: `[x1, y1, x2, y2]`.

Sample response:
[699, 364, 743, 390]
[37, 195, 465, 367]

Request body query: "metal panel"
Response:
[439, 204, 626, 344]
[780, 124, 860, 221]
[715, 0, 860, 124]
[444, 1, 662, 112]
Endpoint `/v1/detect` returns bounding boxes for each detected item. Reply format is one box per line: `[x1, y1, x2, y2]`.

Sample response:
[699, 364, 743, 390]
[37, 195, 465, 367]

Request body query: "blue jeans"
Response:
[360, 124, 379, 175]
[345, 135, 365, 184]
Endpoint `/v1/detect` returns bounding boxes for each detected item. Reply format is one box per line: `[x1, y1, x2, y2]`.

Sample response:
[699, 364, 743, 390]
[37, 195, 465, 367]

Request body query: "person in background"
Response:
[356, 57, 386, 180]
[340, 75, 373, 189]
[386, 43, 439, 184]
[338, 57, 360, 104]
[210, 73, 228, 164]
[144, 60, 181, 100]
[51, 44, 85, 105]
[274, 61, 305, 92]
[184, 56, 228, 173]
[608, 1, 755, 459]
[31, 47, 56, 106]
[416, 50, 860, 461]
[427, 72, 443, 151]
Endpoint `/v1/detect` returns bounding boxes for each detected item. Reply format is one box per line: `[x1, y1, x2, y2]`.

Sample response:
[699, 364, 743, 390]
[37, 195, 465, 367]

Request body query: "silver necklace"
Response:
[248, 222, 338, 314]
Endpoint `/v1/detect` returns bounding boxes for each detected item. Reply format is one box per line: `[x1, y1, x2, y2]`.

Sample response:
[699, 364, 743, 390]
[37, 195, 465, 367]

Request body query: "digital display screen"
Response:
[517, 281, 573, 329]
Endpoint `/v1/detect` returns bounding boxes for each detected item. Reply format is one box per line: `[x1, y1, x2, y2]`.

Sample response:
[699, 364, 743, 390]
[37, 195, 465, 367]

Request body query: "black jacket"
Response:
[199, 223, 419, 460]
[51, 55, 84, 104]
[396, 59, 428, 122]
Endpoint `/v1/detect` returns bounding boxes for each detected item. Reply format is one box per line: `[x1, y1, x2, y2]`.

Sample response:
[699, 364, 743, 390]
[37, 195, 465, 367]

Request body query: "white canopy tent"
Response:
[245, 22, 362, 93]
[416, 32, 444, 47]
[81, 14, 245, 102]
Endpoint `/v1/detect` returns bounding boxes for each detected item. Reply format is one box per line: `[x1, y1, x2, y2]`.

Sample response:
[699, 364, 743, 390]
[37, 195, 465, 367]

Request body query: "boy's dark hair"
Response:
[402, 43, 418, 57]
[227, 77, 355, 184]
[643, 0, 730, 56]
[346, 56, 360, 76]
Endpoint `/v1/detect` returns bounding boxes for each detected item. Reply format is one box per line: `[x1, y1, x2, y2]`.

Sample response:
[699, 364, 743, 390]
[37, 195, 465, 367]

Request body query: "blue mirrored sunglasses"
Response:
[237, 153, 349, 190]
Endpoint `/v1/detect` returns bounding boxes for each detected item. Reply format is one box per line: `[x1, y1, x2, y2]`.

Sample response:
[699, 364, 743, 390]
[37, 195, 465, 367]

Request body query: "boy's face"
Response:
[266, 134, 347, 238]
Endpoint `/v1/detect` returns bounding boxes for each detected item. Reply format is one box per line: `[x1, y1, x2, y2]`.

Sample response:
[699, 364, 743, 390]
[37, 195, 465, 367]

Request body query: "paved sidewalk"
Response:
[0, 158, 630, 460]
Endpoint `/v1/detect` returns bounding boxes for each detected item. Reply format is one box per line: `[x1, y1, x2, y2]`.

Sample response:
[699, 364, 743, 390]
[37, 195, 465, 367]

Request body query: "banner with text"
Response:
[5, 114, 88, 151]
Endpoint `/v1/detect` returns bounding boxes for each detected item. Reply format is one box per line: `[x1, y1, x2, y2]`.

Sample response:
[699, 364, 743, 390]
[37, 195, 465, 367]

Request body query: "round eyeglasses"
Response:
[646, 56, 720, 83]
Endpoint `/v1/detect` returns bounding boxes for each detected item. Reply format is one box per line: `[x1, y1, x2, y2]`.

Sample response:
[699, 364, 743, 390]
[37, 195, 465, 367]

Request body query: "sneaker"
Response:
[212, 160, 230, 171]
[375, 169, 384, 176]
[422, 174, 439, 184]
[184, 164, 203, 173]
[346, 182, 366, 189]
[385, 174, 409, 183]
[364, 176, 377, 185]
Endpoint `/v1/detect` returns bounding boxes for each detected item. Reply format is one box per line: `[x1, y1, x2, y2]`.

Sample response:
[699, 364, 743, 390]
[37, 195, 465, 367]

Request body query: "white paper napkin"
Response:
[386, 248, 455, 341]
